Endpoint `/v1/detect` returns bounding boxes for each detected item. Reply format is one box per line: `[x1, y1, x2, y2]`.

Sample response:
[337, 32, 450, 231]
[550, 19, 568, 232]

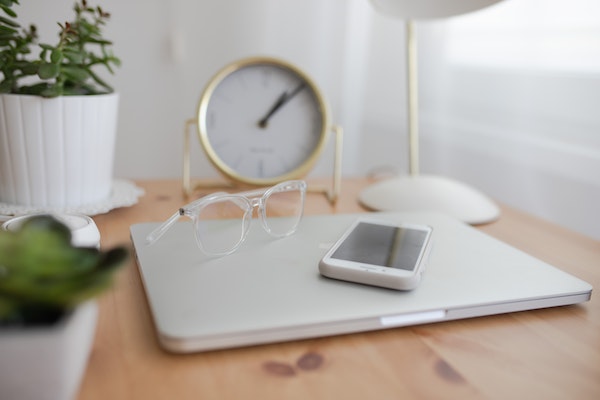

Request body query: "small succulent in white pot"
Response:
[0, 214, 128, 400]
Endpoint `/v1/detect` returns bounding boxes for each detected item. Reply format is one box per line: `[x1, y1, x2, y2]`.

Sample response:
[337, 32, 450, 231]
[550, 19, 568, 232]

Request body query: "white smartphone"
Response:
[319, 218, 433, 291]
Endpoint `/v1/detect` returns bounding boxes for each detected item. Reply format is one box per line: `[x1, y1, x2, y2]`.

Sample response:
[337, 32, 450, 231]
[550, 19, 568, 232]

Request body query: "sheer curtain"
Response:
[414, 0, 600, 239]
[12, 0, 599, 238]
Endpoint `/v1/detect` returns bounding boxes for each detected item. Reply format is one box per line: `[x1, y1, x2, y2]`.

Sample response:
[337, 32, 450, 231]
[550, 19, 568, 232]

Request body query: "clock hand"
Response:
[258, 92, 288, 128]
[258, 82, 306, 128]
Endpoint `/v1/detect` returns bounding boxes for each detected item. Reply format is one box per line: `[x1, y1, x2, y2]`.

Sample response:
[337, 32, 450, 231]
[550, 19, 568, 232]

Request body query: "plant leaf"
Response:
[0, 80, 11, 93]
[40, 85, 62, 98]
[0, 5, 17, 18]
[62, 65, 90, 82]
[63, 49, 84, 64]
[50, 49, 63, 64]
[37, 62, 59, 79]
[0, 15, 19, 27]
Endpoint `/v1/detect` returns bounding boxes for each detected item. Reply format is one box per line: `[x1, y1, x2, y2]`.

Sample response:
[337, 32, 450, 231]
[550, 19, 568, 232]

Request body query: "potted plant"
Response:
[0, 0, 121, 208]
[0, 215, 128, 400]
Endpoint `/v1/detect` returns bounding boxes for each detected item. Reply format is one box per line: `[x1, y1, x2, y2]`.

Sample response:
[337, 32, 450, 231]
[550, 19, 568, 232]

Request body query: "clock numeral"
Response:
[238, 73, 248, 90]
[258, 159, 265, 178]
[250, 146, 274, 155]
[260, 68, 272, 88]
[312, 116, 323, 135]
[279, 156, 291, 174]
[207, 111, 217, 129]
[232, 154, 243, 170]
[214, 89, 233, 104]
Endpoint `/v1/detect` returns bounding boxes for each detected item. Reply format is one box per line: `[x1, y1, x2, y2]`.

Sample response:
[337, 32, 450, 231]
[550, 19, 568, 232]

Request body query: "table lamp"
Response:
[359, 0, 503, 224]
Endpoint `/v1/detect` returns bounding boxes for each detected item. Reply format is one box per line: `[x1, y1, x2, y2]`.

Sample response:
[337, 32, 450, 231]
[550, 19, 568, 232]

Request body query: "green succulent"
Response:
[0, 0, 120, 97]
[0, 215, 127, 326]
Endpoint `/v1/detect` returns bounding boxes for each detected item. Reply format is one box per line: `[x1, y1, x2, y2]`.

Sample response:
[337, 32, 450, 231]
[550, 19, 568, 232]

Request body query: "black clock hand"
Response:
[258, 82, 306, 128]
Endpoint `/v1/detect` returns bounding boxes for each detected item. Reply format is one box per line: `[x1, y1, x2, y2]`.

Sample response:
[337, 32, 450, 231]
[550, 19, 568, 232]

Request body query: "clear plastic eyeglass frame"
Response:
[146, 180, 307, 256]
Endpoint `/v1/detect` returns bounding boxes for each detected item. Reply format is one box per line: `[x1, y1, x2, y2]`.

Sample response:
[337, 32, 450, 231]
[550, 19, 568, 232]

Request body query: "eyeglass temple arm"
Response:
[145, 209, 184, 245]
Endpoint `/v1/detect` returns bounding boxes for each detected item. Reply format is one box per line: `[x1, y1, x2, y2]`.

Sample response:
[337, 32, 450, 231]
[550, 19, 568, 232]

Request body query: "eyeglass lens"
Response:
[195, 198, 250, 255]
[193, 184, 304, 255]
[263, 187, 304, 237]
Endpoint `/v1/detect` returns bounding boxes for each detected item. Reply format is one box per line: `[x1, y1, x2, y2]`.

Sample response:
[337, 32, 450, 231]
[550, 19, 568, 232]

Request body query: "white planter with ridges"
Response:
[0, 93, 119, 207]
[0, 301, 98, 400]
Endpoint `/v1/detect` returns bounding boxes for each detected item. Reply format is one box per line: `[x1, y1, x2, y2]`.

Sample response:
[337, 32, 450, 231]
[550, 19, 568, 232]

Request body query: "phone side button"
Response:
[380, 310, 447, 327]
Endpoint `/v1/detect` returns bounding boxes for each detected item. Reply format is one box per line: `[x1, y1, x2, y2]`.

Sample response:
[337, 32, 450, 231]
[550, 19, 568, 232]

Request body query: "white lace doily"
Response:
[0, 179, 144, 217]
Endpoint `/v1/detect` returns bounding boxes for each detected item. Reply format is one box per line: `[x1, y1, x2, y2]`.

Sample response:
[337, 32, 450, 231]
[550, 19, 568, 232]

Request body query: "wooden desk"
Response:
[84, 179, 599, 399]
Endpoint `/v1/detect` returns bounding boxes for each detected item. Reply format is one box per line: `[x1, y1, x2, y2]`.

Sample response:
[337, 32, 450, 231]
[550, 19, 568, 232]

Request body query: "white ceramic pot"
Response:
[0, 93, 119, 207]
[0, 301, 98, 400]
[2, 213, 101, 248]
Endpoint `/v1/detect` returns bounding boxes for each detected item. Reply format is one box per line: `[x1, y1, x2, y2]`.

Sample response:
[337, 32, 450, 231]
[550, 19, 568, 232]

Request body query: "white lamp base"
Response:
[359, 174, 500, 225]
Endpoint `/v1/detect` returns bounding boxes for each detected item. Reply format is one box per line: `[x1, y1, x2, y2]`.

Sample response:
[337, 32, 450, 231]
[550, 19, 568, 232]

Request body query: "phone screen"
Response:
[330, 222, 429, 271]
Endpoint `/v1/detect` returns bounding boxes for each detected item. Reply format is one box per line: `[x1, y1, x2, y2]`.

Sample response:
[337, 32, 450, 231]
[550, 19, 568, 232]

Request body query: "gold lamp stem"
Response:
[358, 4, 500, 225]
[406, 19, 419, 176]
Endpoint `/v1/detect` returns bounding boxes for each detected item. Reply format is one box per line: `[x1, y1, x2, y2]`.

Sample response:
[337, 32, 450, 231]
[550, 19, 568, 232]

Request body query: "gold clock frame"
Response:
[183, 56, 342, 204]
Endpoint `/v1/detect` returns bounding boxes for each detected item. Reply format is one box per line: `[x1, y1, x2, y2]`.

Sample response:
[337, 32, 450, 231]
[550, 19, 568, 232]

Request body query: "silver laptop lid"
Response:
[130, 212, 592, 353]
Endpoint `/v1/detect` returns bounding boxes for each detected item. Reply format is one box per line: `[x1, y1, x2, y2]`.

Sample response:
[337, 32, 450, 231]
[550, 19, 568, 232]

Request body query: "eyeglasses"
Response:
[146, 180, 307, 256]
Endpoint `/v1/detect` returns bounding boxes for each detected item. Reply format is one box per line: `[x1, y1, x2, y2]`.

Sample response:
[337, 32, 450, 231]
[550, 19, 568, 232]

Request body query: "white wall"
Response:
[13, 0, 600, 240]
[15, 0, 373, 179]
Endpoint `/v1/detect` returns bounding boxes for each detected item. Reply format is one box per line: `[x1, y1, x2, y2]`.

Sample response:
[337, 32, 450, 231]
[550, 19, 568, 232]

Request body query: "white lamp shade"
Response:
[370, 0, 503, 19]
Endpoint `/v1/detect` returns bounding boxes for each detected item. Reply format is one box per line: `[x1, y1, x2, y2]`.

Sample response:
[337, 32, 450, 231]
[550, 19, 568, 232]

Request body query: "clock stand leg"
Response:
[183, 121, 343, 205]
[307, 125, 343, 205]
[182, 119, 237, 198]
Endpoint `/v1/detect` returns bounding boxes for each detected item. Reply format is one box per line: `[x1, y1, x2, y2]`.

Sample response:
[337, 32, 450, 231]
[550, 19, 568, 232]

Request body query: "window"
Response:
[416, 0, 600, 239]
[444, 0, 600, 73]
[420, 0, 600, 155]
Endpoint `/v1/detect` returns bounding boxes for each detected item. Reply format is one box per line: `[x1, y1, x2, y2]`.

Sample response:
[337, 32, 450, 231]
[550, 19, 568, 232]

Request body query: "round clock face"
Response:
[197, 57, 329, 185]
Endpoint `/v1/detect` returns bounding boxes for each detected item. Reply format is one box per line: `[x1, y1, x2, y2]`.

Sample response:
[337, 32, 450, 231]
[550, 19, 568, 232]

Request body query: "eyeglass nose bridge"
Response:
[201, 193, 267, 225]
[229, 195, 264, 221]
[228, 191, 285, 237]
[221, 194, 265, 232]
[249, 196, 263, 209]
[244, 195, 275, 236]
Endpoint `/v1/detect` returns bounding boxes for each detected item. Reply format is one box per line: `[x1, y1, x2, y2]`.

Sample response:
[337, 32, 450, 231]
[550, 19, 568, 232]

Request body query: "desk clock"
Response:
[183, 56, 342, 203]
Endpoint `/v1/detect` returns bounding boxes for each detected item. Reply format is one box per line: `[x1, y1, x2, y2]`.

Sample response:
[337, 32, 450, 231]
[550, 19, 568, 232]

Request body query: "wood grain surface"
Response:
[80, 178, 599, 400]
